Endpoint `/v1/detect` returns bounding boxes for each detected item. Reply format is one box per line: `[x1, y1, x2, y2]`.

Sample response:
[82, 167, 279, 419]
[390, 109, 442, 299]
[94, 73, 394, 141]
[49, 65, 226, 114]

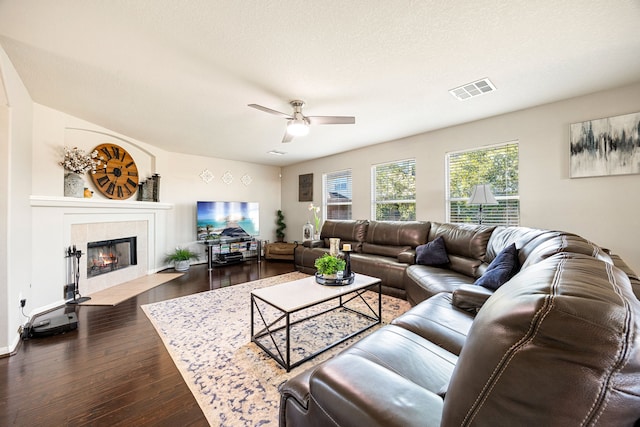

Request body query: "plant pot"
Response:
[174, 260, 190, 271]
[64, 172, 85, 198]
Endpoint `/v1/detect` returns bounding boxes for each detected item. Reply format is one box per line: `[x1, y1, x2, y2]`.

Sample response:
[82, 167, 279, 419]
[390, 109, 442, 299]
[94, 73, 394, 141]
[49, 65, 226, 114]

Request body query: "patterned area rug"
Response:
[142, 272, 411, 426]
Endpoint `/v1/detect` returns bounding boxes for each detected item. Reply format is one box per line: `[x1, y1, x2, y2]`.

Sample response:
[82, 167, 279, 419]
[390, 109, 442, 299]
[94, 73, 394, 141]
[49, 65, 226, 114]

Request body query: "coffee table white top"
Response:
[251, 273, 381, 313]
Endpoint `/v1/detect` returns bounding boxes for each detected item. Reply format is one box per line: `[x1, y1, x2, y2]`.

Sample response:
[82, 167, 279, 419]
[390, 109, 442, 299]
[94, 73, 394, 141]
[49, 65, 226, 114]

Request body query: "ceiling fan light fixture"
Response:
[286, 119, 310, 136]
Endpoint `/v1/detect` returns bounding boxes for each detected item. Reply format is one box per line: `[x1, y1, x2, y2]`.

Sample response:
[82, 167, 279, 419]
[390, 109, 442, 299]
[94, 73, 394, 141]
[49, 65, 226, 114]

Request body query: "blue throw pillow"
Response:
[474, 243, 520, 291]
[416, 236, 449, 266]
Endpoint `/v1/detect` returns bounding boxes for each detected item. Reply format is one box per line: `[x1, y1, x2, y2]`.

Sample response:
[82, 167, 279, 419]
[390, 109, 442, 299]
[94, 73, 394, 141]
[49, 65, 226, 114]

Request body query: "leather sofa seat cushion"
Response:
[442, 253, 640, 425]
[405, 264, 475, 305]
[350, 253, 408, 291]
[391, 293, 474, 356]
[339, 325, 458, 394]
[280, 325, 455, 427]
[320, 220, 369, 251]
[365, 220, 430, 247]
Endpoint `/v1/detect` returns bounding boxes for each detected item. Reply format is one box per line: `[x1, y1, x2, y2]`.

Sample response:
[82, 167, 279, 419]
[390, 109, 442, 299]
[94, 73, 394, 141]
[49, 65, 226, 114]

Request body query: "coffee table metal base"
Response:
[251, 281, 381, 372]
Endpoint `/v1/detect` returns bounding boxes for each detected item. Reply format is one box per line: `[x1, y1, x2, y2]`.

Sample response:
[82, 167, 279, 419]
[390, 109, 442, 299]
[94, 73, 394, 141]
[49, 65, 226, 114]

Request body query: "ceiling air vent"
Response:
[449, 78, 496, 100]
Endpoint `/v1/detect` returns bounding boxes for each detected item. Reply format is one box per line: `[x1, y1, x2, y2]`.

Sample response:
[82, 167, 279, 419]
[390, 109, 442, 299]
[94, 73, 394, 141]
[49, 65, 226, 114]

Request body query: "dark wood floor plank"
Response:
[0, 261, 295, 426]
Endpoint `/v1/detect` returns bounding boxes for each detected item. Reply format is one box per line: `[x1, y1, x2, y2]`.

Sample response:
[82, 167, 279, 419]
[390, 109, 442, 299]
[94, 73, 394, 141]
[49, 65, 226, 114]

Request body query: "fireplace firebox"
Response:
[87, 237, 137, 278]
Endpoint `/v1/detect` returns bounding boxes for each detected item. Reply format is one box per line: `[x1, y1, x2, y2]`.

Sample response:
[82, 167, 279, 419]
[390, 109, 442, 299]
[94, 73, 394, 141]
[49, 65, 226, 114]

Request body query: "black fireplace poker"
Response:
[66, 245, 91, 305]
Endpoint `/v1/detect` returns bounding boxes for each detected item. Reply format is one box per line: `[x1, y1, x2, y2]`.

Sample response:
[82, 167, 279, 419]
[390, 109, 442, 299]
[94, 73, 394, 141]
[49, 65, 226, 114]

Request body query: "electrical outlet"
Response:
[20, 299, 26, 308]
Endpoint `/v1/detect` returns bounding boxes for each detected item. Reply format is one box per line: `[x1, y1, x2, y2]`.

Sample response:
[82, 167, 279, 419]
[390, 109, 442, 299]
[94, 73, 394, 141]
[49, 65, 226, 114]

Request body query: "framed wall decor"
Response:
[570, 111, 640, 178]
[299, 173, 313, 202]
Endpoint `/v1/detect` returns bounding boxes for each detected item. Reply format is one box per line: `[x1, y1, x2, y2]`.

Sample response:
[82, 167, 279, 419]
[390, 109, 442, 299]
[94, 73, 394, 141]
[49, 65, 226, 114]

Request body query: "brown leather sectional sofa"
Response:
[283, 220, 640, 426]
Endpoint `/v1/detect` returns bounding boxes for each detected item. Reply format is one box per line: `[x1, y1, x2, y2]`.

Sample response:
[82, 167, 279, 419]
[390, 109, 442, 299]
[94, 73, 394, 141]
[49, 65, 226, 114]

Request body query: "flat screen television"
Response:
[196, 201, 259, 240]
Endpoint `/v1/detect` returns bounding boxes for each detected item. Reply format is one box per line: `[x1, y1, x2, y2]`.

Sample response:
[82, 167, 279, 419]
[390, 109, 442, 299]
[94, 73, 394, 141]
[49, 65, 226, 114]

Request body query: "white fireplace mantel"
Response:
[30, 195, 173, 210]
[29, 195, 174, 313]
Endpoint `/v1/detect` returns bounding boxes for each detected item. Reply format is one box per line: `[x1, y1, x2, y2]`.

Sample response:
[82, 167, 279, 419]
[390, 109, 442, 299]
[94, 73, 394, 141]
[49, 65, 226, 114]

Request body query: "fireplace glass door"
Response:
[87, 237, 137, 278]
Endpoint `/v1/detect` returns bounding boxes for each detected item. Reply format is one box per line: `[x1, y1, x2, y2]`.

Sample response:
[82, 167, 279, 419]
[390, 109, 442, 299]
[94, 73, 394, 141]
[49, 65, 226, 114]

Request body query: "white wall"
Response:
[282, 82, 640, 274]
[0, 45, 33, 355]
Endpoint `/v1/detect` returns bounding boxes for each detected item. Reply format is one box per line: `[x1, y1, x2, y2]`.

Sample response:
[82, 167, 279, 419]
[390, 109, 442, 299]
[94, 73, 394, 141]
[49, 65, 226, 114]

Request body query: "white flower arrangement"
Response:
[59, 146, 102, 174]
[308, 202, 321, 232]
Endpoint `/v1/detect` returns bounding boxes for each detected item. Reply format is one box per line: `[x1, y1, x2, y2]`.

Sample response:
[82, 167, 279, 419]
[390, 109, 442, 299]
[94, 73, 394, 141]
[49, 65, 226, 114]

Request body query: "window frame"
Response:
[323, 169, 353, 221]
[371, 158, 416, 221]
[445, 142, 520, 226]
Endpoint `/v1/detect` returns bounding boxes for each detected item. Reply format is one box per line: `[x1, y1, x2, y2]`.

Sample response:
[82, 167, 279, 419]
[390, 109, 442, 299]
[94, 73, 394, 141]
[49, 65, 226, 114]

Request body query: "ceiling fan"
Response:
[248, 100, 355, 143]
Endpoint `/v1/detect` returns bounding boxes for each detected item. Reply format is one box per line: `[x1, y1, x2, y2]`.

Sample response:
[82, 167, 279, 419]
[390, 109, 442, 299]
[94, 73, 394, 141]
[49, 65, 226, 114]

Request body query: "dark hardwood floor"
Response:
[1, 260, 295, 426]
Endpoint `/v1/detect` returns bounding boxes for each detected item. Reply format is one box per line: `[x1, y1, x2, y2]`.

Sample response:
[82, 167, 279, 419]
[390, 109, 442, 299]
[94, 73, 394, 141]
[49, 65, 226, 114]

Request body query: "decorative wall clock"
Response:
[90, 143, 139, 200]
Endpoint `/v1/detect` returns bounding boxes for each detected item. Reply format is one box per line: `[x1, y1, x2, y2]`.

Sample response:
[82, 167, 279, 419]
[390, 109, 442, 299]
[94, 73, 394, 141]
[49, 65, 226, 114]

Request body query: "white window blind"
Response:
[372, 159, 416, 221]
[446, 143, 519, 226]
[324, 169, 352, 220]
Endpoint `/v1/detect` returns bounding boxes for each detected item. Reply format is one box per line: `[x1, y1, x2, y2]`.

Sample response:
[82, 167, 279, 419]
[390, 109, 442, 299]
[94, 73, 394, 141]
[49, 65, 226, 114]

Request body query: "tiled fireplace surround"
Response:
[30, 196, 172, 309]
[71, 220, 148, 294]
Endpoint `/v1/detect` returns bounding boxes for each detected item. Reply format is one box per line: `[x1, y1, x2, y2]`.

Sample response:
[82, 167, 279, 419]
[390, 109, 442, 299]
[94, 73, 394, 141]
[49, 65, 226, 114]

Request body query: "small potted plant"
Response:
[314, 253, 346, 279]
[164, 247, 200, 271]
[276, 209, 286, 242]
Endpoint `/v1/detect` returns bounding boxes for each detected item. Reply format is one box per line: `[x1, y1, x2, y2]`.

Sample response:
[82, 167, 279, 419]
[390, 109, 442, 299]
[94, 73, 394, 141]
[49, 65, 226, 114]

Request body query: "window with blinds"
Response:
[372, 159, 416, 221]
[324, 169, 352, 220]
[446, 142, 519, 226]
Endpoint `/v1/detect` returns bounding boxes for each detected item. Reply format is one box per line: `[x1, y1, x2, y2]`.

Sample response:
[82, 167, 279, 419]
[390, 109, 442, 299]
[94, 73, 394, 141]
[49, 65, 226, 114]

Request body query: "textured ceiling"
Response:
[1, 0, 640, 166]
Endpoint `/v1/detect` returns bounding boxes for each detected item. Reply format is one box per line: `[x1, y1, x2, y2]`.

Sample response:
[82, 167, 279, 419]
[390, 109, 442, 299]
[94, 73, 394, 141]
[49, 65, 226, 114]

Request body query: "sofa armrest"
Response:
[302, 239, 324, 248]
[398, 249, 416, 264]
[451, 285, 494, 313]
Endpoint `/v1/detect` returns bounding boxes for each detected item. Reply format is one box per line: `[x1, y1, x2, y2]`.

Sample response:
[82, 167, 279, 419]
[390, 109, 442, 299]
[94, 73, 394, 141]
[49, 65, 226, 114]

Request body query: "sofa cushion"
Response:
[485, 226, 546, 261]
[474, 243, 519, 290]
[284, 326, 453, 427]
[350, 253, 409, 295]
[320, 220, 369, 252]
[391, 293, 474, 356]
[519, 231, 612, 269]
[365, 221, 430, 247]
[415, 236, 449, 266]
[429, 222, 495, 277]
[405, 265, 475, 305]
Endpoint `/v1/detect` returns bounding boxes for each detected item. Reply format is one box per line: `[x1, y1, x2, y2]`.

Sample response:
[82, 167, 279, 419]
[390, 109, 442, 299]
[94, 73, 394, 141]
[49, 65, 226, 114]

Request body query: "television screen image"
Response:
[197, 201, 259, 240]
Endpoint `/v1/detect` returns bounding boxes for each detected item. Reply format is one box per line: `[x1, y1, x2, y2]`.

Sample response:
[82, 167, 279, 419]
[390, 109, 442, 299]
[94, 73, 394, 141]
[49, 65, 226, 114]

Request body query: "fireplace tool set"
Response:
[66, 245, 91, 304]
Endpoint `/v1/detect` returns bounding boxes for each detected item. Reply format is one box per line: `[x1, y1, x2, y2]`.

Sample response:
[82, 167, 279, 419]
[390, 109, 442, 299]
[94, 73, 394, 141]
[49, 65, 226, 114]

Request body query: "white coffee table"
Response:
[250, 273, 381, 371]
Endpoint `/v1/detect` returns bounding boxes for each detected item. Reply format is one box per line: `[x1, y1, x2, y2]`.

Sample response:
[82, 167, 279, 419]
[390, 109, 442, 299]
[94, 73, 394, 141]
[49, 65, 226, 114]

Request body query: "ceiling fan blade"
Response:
[282, 129, 294, 143]
[307, 115, 356, 125]
[248, 103, 293, 119]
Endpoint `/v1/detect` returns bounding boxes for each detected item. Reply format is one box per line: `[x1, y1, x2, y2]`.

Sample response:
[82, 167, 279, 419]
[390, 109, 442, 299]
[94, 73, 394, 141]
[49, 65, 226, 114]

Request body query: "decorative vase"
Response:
[174, 260, 190, 271]
[313, 232, 321, 241]
[329, 238, 341, 256]
[64, 172, 85, 198]
[303, 221, 314, 241]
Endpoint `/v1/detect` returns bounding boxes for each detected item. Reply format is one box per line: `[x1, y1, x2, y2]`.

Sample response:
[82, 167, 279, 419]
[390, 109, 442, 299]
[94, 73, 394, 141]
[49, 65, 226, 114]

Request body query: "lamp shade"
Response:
[468, 184, 498, 205]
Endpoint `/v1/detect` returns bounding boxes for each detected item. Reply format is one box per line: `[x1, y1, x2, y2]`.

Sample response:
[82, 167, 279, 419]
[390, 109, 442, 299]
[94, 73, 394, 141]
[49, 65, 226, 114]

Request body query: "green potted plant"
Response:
[164, 247, 200, 271]
[314, 253, 346, 279]
[276, 209, 286, 242]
